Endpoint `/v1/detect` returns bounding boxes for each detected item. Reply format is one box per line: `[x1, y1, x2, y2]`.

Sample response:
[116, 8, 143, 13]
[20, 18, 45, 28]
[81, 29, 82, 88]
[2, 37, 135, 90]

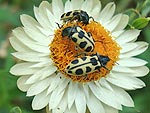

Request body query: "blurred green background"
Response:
[0, 0, 149, 113]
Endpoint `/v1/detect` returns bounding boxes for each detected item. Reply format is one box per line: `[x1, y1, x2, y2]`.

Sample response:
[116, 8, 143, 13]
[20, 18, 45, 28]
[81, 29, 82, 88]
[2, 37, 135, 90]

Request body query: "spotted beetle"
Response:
[62, 25, 94, 52]
[60, 10, 94, 25]
[65, 53, 110, 76]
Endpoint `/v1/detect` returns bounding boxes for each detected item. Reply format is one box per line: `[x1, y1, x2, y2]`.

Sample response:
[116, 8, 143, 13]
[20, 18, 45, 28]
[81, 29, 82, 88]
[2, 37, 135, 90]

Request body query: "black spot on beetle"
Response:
[85, 46, 92, 52]
[86, 66, 92, 73]
[61, 13, 65, 18]
[72, 59, 79, 64]
[90, 58, 98, 65]
[78, 31, 85, 38]
[67, 66, 70, 69]
[68, 70, 72, 74]
[75, 69, 83, 75]
[66, 11, 72, 16]
[73, 12, 79, 16]
[79, 41, 87, 48]
[81, 56, 87, 61]
[72, 37, 77, 42]
[95, 66, 101, 70]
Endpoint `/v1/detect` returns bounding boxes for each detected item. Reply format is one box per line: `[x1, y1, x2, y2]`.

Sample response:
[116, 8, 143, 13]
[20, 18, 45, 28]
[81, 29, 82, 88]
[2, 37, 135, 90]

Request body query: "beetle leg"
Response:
[87, 32, 92, 37]
[89, 16, 94, 21]
[55, 22, 62, 28]
[83, 74, 88, 79]
[103, 66, 110, 71]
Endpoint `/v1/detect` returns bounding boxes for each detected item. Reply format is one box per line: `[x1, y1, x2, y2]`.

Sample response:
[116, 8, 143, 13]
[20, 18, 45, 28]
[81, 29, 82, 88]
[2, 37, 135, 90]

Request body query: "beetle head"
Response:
[80, 11, 89, 24]
[62, 27, 72, 37]
[97, 53, 110, 67]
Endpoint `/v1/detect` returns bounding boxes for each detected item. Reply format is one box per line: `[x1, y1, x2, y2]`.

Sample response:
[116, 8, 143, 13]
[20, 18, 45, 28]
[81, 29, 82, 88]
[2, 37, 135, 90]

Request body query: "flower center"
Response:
[50, 21, 120, 83]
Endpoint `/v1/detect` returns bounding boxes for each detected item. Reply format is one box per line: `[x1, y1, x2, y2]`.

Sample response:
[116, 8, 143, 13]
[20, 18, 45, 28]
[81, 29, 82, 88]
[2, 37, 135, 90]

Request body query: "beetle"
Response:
[65, 53, 110, 76]
[62, 25, 94, 52]
[60, 10, 94, 25]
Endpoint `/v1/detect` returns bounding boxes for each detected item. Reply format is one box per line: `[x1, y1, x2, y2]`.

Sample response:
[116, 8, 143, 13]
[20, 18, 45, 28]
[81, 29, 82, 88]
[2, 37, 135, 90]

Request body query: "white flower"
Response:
[9, 0, 149, 113]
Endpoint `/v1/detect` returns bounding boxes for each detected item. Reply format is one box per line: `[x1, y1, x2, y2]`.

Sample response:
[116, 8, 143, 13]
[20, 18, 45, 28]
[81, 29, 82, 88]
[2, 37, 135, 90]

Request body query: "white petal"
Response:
[112, 30, 124, 38]
[52, 89, 68, 113]
[46, 9, 59, 29]
[36, 26, 54, 37]
[52, 0, 64, 20]
[21, 14, 52, 39]
[71, 0, 84, 10]
[103, 104, 118, 113]
[34, 6, 51, 29]
[65, 104, 77, 113]
[12, 52, 49, 62]
[89, 83, 122, 110]
[112, 65, 134, 73]
[113, 14, 129, 31]
[47, 73, 64, 95]
[99, 78, 113, 91]
[106, 72, 146, 90]
[10, 62, 38, 76]
[49, 90, 65, 109]
[68, 82, 78, 109]
[20, 14, 40, 29]
[83, 84, 90, 100]
[49, 79, 69, 109]
[12, 28, 50, 53]
[17, 76, 31, 92]
[130, 66, 149, 77]
[9, 37, 32, 52]
[27, 77, 51, 96]
[111, 85, 134, 107]
[21, 13, 52, 37]
[38, 2, 54, 29]
[30, 59, 53, 68]
[32, 90, 50, 110]
[26, 65, 57, 84]
[87, 92, 105, 113]
[116, 30, 140, 45]
[64, 0, 73, 12]
[112, 65, 149, 77]
[104, 14, 122, 32]
[51, 108, 64, 113]
[118, 58, 148, 67]
[90, 0, 101, 20]
[39, 1, 52, 12]
[75, 85, 86, 113]
[81, 0, 93, 12]
[120, 42, 149, 58]
[39, 66, 57, 80]
[99, 2, 116, 24]
[120, 43, 138, 53]
[39, 1, 54, 27]
[23, 27, 50, 46]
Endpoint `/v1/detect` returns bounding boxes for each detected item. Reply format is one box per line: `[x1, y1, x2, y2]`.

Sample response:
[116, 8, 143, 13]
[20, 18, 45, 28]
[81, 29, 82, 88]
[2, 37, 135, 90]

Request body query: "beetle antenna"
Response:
[89, 16, 95, 21]
[109, 58, 119, 65]
[55, 22, 62, 28]
[103, 66, 110, 71]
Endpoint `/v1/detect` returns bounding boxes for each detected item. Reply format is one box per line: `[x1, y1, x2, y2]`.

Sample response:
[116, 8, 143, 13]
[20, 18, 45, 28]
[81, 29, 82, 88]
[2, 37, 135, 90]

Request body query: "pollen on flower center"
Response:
[50, 21, 121, 83]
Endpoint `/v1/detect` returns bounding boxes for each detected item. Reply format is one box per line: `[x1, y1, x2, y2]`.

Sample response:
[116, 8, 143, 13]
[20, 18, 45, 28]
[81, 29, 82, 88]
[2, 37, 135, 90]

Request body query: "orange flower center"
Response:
[50, 21, 120, 83]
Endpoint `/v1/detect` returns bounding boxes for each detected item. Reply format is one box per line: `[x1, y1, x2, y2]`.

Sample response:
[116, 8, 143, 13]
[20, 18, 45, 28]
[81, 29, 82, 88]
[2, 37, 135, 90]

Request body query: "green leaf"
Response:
[10, 106, 22, 113]
[132, 17, 149, 29]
